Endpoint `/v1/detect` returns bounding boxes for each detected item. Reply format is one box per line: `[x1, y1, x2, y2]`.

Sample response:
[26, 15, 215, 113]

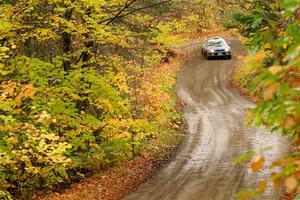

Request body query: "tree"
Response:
[0, 0, 213, 198]
[230, 0, 300, 198]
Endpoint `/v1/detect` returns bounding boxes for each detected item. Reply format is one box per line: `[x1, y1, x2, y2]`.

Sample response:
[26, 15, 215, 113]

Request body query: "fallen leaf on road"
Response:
[251, 155, 265, 173]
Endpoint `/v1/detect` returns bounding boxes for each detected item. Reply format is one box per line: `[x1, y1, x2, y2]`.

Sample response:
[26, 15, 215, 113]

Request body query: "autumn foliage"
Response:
[0, 0, 218, 199]
[231, 0, 300, 199]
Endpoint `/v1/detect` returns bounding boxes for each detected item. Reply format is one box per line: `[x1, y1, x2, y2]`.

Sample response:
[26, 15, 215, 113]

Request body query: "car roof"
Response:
[207, 37, 225, 42]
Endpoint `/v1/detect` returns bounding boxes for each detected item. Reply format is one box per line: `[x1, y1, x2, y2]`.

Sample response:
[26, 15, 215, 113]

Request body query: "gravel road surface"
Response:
[124, 39, 289, 200]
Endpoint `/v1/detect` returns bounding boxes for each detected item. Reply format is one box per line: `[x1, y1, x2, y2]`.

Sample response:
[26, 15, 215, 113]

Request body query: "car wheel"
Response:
[227, 55, 232, 59]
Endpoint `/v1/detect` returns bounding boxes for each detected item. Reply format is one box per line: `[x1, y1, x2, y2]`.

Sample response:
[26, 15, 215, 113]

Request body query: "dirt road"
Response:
[123, 39, 289, 200]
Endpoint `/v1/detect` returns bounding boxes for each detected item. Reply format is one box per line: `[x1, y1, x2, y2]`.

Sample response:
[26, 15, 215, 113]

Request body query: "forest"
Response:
[0, 0, 300, 200]
[0, 0, 221, 199]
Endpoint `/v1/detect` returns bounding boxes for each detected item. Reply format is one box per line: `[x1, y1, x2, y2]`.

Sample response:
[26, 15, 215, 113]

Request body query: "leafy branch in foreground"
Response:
[230, 0, 300, 199]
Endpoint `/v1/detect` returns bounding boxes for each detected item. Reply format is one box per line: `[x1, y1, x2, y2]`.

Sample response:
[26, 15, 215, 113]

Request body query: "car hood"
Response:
[207, 45, 230, 50]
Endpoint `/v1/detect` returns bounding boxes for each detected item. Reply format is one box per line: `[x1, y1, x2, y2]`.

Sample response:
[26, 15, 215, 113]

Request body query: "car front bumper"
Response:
[208, 52, 231, 57]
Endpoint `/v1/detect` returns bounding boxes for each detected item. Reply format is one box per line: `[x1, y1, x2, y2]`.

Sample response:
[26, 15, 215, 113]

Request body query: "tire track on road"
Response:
[123, 39, 289, 200]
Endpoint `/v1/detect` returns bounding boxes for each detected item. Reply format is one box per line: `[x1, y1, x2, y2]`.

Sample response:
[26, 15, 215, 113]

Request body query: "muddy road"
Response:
[124, 39, 289, 200]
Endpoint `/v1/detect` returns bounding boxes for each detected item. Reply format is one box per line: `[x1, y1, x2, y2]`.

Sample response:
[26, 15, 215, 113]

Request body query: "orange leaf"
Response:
[285, 176, 298, 192]
[295, 135, 300, 146]
[297, 8, 300, 24]
[284, 117, 296, 129]
[251, 155, 265, 173]
[274, 178, 282, 188]
[263, 84, 277, 100]
[294, 170, 300, 179]
[258, 181, 267, 193]
[290, 76, 300, 88]
[297, 186, 300, 193]
[270, 160, 283, 169]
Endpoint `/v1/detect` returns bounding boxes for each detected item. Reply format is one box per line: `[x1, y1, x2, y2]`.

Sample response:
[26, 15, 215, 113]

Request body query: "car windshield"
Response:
[207, 40, 226, 47]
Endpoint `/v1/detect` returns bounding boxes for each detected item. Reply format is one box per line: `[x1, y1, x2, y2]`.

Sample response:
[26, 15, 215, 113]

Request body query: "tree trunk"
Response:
[62, 9, 73, 71]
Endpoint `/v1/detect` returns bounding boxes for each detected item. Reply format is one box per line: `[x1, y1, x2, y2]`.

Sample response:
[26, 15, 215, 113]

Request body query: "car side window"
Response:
[203, 40, 208, 47]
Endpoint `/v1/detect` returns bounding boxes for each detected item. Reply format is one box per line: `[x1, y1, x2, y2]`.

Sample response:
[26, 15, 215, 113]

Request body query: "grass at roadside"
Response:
[230, 51, 266, 102]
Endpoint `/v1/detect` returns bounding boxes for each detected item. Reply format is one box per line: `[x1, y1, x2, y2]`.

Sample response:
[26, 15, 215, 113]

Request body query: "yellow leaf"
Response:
[262, 80, 273, 87]
[241, 196, 249, 200]
[285, 176, 298, 192]
[283, 43, 287, 50]
[251, 155, 265, 173]
[1, 81, 17, 96]
[263, 84, 276, 100]
[268, 66, 282, 75]
[15, 84, 36, 103]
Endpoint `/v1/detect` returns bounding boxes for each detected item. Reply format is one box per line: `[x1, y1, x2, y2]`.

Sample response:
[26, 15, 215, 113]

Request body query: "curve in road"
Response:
[123, 39, 289, 200]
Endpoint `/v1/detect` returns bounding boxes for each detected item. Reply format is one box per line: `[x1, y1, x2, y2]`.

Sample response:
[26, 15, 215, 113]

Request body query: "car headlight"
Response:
[209, 49, 215, 53]
[225, 47, 231, 52]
